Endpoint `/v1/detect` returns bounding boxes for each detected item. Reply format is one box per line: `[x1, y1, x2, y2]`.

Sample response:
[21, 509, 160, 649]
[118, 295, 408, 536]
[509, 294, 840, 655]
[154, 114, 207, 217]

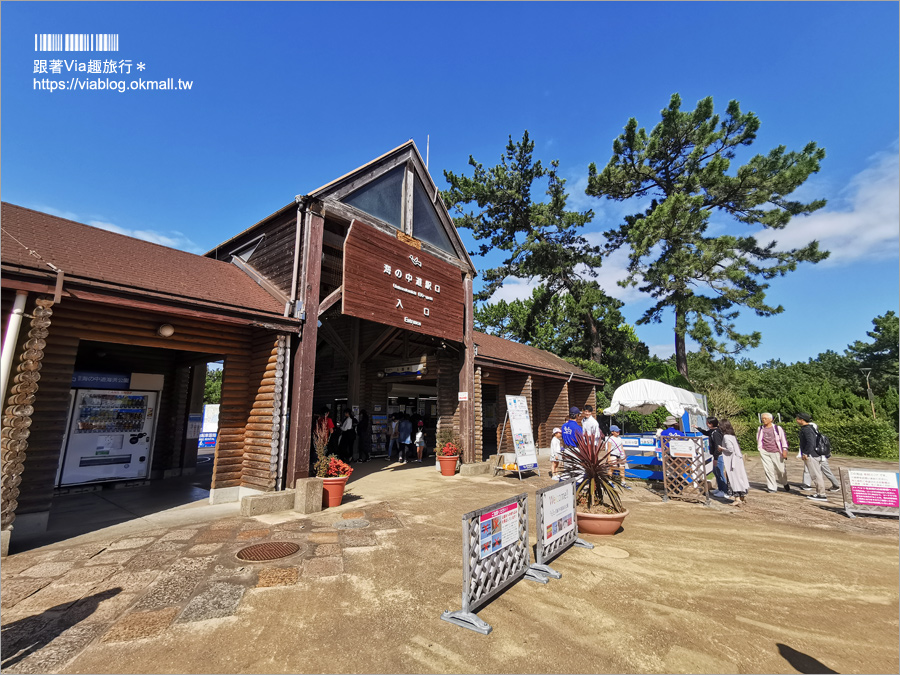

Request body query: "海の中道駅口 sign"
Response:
[342, 219, 465, 342]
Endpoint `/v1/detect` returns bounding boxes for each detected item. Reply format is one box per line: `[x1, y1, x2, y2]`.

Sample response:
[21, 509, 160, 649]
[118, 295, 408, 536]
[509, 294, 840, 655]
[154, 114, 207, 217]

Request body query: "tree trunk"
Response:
[587, 312, 602, 364]
[674, 305, 688, 379]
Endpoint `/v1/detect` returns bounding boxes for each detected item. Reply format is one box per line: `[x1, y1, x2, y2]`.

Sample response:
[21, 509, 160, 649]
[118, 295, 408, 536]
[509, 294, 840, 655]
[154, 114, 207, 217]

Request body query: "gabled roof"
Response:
[206, 141, 476, 274]
[1, 203, 292, 322]
[473, 331, 603, 385]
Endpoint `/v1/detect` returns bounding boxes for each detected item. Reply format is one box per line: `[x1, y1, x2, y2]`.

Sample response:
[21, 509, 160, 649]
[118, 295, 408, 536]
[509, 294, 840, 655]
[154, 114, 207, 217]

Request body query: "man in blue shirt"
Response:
[561, 406, 583, 450]
[660, 415, 681, 437]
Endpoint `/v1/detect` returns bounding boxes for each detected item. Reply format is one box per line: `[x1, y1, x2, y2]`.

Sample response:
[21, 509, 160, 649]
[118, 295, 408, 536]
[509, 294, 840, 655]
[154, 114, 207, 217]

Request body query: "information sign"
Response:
[847, 470, 899, 508]
[505, 395, 538, 471]
[541, 483, 575, 546]
[186, 413, 202, 439]
[668, 439, 697, 458]
[478, 502, 519, 559]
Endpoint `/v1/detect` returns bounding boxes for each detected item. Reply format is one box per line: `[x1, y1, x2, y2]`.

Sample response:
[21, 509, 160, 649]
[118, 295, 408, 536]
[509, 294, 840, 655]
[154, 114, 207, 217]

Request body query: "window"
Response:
[342, 165, 404, 229]
[412, 175, 454, 254]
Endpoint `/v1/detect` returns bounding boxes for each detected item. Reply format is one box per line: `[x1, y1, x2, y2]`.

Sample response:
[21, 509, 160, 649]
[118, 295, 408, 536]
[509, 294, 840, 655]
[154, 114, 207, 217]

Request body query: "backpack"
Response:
[815, 431, 832, 458]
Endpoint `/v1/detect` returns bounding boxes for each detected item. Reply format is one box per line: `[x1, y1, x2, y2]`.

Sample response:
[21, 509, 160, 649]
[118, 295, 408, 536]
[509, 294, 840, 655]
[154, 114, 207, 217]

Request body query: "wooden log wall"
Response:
[543, 378, 569, 449]
[239, 332, 286, 492]
[0, 295, 270, 519]
[1, 296, 55, 530]
[435, 352, 459, 444]
[473, 366, 483, 457]
[570, 382, 596, 415]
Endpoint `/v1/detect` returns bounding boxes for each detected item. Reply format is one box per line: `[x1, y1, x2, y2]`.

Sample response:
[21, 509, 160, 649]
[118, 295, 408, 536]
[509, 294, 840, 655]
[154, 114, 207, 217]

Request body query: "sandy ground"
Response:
[2, 452, 898, 674]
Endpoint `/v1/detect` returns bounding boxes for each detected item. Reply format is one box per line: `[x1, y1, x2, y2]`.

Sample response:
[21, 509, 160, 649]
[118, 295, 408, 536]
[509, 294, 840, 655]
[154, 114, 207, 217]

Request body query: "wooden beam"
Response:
[286, 209, 324, 487]
[319, 321, 352, 360]
[459, 274, 476, 463]
[317, 286, 343, 317]
[348, 317, 360, 406]
[230, 257, 290, 306]
[359, 326, 400, 363]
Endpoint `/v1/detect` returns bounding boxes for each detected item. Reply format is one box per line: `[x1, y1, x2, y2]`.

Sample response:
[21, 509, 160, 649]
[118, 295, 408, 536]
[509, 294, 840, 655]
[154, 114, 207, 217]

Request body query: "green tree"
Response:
[204, 367, 222, 405]
[474, 283, 650, 384]
[444, 131, 611, 362]
[845, 311, 899, 394]
[586, 94, 829, 378]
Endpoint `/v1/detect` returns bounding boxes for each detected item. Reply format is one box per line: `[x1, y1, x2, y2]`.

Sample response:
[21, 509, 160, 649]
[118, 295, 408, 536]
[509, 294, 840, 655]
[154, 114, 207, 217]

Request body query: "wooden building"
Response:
[1, 142, 601, 551]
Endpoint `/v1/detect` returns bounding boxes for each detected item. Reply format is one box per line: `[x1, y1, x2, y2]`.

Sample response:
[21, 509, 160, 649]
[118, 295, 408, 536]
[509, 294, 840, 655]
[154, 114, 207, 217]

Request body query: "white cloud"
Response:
[30, 204, 204, 254]
[484, 276, 541, 304]
[762, 143, 899, 266]
[87, 220, 204, 254]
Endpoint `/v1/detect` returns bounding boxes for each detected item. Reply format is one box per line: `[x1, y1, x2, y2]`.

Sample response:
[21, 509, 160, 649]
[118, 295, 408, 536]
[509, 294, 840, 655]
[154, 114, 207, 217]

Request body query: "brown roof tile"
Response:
[473, 331, 601, 383]
[1, 203, 285, 317]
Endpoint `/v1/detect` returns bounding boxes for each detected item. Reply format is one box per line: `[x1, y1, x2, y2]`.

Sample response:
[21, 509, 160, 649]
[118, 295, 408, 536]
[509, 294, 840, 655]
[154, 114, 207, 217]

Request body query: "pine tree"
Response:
[586, 94, 828, 378]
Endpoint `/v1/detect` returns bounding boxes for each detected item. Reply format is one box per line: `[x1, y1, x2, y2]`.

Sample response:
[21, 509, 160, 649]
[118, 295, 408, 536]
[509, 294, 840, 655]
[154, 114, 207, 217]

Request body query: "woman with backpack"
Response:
[756, 413, 791, 493]
[719, 419, 750, 506]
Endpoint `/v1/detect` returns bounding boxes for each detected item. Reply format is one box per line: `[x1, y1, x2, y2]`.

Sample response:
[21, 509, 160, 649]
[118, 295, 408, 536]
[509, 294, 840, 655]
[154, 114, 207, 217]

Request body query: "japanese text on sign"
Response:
[848, 470, 900, 508]
[478, 502, 518, 559]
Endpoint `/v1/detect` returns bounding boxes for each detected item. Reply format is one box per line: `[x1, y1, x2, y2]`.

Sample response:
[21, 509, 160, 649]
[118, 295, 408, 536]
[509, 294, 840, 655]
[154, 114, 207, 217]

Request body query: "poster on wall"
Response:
[478, 502, 519, 559]
[541, 483, 575, 546]
[505, 395, 538, 470]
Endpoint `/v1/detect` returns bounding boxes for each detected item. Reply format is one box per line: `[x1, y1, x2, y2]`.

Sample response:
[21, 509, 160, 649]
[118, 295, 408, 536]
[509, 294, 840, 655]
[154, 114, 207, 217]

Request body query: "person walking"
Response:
[697, 417, 729, 497]
[387, 413, 400, 462]
[796, 412, 828, 502]
[338, 409, 356, 462]
[414, 420, 426, 462]
[605, 425, 631, 489]
[357, 409, 370, 463]
[398, 414, 413, 464]
[798, 418, 841, 493]
[756, 413, 791, 493]
[719, 419, 750, 506]
[581, 405, 601, 441]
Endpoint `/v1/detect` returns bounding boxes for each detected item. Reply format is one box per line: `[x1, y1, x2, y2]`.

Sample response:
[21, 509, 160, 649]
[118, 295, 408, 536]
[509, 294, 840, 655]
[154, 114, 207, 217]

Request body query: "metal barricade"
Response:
[838, 467, 900, 519]
[440, 492, 546, 634]
[530, 478, 593, 579]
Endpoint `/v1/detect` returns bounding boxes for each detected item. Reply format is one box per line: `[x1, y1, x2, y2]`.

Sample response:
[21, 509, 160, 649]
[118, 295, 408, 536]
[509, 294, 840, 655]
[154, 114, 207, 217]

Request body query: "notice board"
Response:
[505, 395, 538, 470]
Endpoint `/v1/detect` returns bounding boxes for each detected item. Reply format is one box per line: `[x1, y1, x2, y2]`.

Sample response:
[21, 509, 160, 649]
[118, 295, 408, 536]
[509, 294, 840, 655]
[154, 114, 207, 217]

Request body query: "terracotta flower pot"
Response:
[322, 476, 349, 507]
[437, 455, 459, 476]
[576, 508, 629, 536]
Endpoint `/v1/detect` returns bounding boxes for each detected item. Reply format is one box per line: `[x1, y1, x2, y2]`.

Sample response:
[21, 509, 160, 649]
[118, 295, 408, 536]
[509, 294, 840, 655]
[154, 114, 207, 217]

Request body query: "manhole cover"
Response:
[235, 541, 301, 562]
[334, 519, 370, 530]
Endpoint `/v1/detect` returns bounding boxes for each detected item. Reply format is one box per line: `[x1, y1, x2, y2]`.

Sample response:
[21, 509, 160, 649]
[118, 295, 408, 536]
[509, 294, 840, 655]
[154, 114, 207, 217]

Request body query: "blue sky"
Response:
[3, 1, 898, 367]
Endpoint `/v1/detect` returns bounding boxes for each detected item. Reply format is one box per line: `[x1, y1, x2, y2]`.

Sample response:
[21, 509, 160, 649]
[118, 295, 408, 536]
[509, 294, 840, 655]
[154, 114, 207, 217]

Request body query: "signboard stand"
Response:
[493, 396, 540, 479]
[838, 467, 900, 519]
[441, 493, 546, 635]
[530, 478, 593, 579]
[661, 437, 709, 505]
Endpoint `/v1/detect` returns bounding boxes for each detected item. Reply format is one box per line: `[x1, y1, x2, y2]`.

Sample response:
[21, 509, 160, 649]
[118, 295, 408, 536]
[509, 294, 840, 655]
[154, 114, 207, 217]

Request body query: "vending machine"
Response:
[58, 387, 160, 486]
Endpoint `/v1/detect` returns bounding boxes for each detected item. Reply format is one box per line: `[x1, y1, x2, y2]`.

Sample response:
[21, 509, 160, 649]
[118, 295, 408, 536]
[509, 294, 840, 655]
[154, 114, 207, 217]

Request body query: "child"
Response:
[550, 427, 563, 478]
[414, 421, 426, 463]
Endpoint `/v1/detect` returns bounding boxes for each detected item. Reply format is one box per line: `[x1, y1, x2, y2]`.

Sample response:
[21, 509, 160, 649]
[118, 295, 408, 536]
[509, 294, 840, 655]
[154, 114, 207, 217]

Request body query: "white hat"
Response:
[552, 427, 562, 435]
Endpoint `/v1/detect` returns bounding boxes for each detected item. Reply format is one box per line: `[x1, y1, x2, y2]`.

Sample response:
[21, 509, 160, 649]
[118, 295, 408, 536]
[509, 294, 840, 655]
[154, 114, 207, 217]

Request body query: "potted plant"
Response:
[313, 424, 353, 507]
[436, 441, 460, 477]
[561, 433, 628, 535]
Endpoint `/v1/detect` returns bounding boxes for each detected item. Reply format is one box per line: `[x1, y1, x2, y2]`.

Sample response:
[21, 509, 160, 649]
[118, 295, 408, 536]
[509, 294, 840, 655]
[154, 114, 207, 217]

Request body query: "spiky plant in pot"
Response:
[561, 432, 625, 514]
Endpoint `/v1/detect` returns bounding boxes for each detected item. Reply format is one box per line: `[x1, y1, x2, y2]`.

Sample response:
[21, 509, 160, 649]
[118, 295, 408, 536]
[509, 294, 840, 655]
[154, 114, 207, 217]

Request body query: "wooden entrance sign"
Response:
[342, 220, 465, 343]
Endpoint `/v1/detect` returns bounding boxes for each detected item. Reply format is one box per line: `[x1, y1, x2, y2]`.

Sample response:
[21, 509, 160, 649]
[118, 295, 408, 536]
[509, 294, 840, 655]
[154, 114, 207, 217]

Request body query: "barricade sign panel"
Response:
[441, 492, 546, 634]
[661, 436, 709, 505]
[530, 478, 593, 579]
[839, 468, 900, 519]
[505, 395, 538, 472]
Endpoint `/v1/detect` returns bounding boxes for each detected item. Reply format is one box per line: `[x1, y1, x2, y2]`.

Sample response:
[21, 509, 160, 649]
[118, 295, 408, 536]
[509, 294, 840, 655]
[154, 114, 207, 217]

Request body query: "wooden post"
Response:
[286, 206, 324, 487]
[348, 317, 360, 407]
[459, 274, 475, 463]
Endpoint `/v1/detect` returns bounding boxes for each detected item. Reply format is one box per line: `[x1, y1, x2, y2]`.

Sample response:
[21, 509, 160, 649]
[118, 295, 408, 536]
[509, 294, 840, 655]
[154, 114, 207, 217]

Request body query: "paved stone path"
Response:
[1, 503, 402, 673]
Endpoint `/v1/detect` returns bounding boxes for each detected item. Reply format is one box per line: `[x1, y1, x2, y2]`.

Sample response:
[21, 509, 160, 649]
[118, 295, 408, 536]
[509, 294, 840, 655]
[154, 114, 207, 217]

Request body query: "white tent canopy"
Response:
[603, 379, 707, 418]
